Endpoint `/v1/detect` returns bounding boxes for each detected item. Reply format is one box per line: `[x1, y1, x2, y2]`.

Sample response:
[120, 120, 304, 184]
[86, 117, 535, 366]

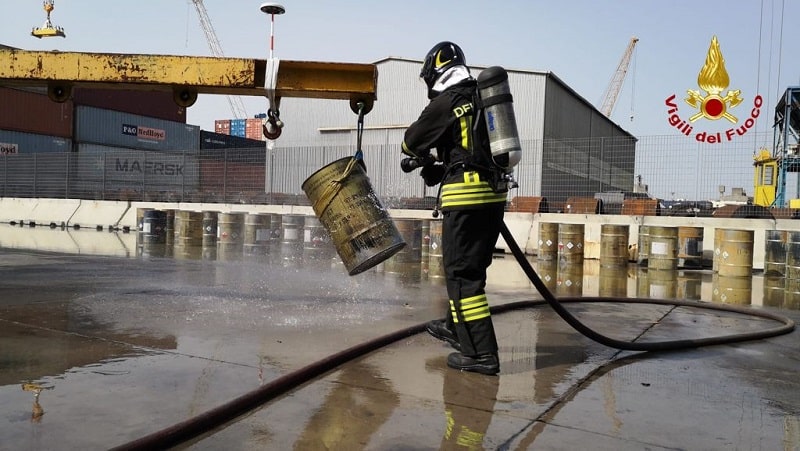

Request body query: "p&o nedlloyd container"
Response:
[74, 106, 200, 152]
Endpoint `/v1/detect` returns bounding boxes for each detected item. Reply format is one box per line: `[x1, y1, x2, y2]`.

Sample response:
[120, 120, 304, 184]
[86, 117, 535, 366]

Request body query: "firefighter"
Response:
[401, 41, 507, 375]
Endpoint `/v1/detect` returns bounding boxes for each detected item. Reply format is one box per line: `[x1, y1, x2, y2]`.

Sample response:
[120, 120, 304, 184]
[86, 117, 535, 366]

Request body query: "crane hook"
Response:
[262, 108, 283, 140]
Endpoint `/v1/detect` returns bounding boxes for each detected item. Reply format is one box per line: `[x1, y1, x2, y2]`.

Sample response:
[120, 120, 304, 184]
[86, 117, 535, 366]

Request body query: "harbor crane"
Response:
[598, 37, 638, 119]
[190, 0, 248, 119]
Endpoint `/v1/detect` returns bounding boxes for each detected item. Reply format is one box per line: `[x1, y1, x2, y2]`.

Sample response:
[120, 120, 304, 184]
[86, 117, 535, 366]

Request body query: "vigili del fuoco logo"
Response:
[665, 36, 762, 143]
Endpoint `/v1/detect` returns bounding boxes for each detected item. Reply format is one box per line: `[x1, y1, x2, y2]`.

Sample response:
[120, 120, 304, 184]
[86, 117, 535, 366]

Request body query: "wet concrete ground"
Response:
[1, 227, 799, 450]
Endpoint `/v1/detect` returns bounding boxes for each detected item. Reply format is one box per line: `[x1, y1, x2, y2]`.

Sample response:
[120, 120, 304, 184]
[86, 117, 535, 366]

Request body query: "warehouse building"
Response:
[255, 57, 637, 206]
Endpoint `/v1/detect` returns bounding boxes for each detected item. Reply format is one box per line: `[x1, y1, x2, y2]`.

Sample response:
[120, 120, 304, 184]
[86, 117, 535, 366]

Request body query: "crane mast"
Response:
[599, 37, 638, 118]
[191, 0, 248, 119]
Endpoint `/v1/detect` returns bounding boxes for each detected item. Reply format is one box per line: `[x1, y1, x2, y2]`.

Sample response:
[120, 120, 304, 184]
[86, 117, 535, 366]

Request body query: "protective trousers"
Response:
[442, 204, 505, 357]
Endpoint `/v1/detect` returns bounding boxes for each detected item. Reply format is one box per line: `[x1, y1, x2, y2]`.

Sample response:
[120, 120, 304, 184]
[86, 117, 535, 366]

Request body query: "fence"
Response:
[0, 132, 784, 210]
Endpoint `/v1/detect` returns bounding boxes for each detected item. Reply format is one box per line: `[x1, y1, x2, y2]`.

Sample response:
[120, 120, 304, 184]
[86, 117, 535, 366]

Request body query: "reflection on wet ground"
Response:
[1, 225, 799, 450]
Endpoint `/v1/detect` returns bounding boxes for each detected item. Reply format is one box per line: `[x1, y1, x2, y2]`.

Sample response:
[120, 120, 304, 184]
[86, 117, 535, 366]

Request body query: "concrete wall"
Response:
[1, 197, 797, 270]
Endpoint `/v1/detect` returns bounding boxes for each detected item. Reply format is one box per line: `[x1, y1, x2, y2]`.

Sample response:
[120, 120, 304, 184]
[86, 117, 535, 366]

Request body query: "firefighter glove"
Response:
[420, 163, 445, 187]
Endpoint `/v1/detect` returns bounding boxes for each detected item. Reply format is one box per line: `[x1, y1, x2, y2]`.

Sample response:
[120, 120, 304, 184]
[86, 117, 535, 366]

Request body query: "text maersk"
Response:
[115, 159, 184, 175]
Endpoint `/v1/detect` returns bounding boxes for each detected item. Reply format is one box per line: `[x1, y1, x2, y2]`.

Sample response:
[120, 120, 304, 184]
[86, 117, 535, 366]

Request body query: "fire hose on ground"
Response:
[111, 222, 795, 450]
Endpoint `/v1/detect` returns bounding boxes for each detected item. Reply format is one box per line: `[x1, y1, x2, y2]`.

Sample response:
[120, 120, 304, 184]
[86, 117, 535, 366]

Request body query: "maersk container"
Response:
[73, 143, 199, 194]
[0, 87, 73, 138]
[0, 129, 72, 154]
[74, 106, 200, 152]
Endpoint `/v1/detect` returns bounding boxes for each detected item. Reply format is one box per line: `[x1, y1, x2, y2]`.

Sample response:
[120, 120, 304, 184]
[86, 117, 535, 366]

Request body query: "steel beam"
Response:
[0, 49, 377, 107]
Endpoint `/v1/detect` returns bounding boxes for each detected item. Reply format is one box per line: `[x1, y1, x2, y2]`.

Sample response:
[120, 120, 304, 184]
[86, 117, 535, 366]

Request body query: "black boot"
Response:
[425, 319, 461, 351]
[447, 352, 499, 375]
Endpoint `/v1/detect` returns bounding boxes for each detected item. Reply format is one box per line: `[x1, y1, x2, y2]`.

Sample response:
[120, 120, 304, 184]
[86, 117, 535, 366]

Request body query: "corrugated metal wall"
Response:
[540, 75, 636, 203]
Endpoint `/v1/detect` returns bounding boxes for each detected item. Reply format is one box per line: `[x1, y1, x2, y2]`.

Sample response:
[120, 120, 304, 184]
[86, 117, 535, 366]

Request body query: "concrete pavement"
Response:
[0, 232, 799, 450]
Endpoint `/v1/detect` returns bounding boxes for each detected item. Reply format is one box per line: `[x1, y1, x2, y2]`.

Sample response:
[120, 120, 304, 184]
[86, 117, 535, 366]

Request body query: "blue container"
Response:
[0, 129, 72, 154]
[74, 106, 200, 151]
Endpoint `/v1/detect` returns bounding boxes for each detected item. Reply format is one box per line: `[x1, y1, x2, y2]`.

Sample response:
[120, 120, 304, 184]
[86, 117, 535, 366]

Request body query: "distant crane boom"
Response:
[191, 0, 248, 119]
[598, 37, 638, 118]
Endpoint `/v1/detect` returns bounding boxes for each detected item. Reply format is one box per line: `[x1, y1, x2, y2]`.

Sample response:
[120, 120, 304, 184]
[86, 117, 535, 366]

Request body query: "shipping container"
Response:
[0, 129, 72, 154]
[214, 120, 231, 134]
[72, 143, 199, 197]
[72, 87, 186, 123]
[200, 130, 266, 150]
[200, 159, 265, 200]
[0, 87, 74, 138]
[74, 106, 200, 152]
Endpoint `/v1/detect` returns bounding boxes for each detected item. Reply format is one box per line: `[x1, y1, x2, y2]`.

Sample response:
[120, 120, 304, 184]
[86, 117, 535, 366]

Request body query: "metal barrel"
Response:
[647, 226, 678, 271]
[558, 223, 584, 265]
[599, 224, 629, 268]
[173, 210, 203, 248]
[717, 229, 754, 278]
[637, 225, 650, 266]
[677, 226, 704, 268]
[420, 220, 431, 277]
[136, 208, 147, 243]
[764, 230, 787, 277]
[762, 276, 785, 308]
[243, 213, 271, 256]
[217, 212, 245, 246]
[646, 267, 676, 299]
[712, 228, 724, 272]
[537, 222, 559, 261]
[202, 211, 218, 248]
[217, 212, 245, 260]
[712, 273, 752, 305]
[427, 218, 445, 279]
[164, 209, 175, 246]
[302, 157, 406, 276]
[535, 260, 559, 292]
[556, 263, 583, 297]
[676, 272, 702, 300]
[141, 209, 167, 244]
[785, 231, 800, 281]
[384, 219, 422, 277]
[280, 214, 305, 266]
[784, 279, 800, 310]
[303, 215, 335, 267]
[599, 265, 628, 298]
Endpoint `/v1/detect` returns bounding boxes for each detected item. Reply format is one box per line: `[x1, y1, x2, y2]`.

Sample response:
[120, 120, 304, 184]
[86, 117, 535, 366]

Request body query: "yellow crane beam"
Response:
[0, 49, 377, 111]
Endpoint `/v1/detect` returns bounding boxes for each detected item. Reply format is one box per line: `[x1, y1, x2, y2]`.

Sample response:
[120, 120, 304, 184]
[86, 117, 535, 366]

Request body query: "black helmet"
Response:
[420, 41, 466, 91]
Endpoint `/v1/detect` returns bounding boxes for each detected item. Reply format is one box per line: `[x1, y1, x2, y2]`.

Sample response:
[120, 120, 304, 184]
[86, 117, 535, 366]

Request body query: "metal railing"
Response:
[0, 132, 779, 210]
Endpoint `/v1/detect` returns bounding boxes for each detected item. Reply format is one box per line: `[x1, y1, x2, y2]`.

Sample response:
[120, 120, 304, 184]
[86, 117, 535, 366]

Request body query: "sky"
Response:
[3, 0, 797, 139]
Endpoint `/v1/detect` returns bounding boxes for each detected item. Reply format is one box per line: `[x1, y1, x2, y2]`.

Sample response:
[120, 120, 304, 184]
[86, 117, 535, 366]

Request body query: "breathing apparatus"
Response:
[476, 66, 521, 188]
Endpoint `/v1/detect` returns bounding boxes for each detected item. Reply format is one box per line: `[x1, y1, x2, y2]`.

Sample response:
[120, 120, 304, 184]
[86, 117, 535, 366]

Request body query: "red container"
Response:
[72, 87, 186, 123]
[215, 120, 231, 134]
[0, 87, 73, 138]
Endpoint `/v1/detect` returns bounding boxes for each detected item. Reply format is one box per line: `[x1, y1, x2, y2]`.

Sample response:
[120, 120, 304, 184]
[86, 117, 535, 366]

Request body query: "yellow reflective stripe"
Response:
[449, 300, 459, 323]
[441, 192, 507, 207]
[451, 294, 492, 322]
[459, 116, 470, 149]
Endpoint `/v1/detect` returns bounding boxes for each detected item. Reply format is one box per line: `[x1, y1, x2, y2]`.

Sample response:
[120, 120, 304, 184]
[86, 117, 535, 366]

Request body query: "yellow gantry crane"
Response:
[598, 37, 638, 119]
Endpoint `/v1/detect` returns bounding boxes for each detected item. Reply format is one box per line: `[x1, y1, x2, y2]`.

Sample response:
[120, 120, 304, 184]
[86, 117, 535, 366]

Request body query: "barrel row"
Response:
[136, 209, 447, 278]
[537, 223, 767, 277]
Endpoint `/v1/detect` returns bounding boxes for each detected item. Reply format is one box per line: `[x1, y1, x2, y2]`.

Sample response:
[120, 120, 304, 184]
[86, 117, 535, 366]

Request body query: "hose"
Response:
[111, 222, 795, 450]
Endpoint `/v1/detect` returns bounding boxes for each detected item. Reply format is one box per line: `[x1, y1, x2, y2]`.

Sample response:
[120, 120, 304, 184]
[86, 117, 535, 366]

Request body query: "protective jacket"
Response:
[401, 79, 508, 211]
